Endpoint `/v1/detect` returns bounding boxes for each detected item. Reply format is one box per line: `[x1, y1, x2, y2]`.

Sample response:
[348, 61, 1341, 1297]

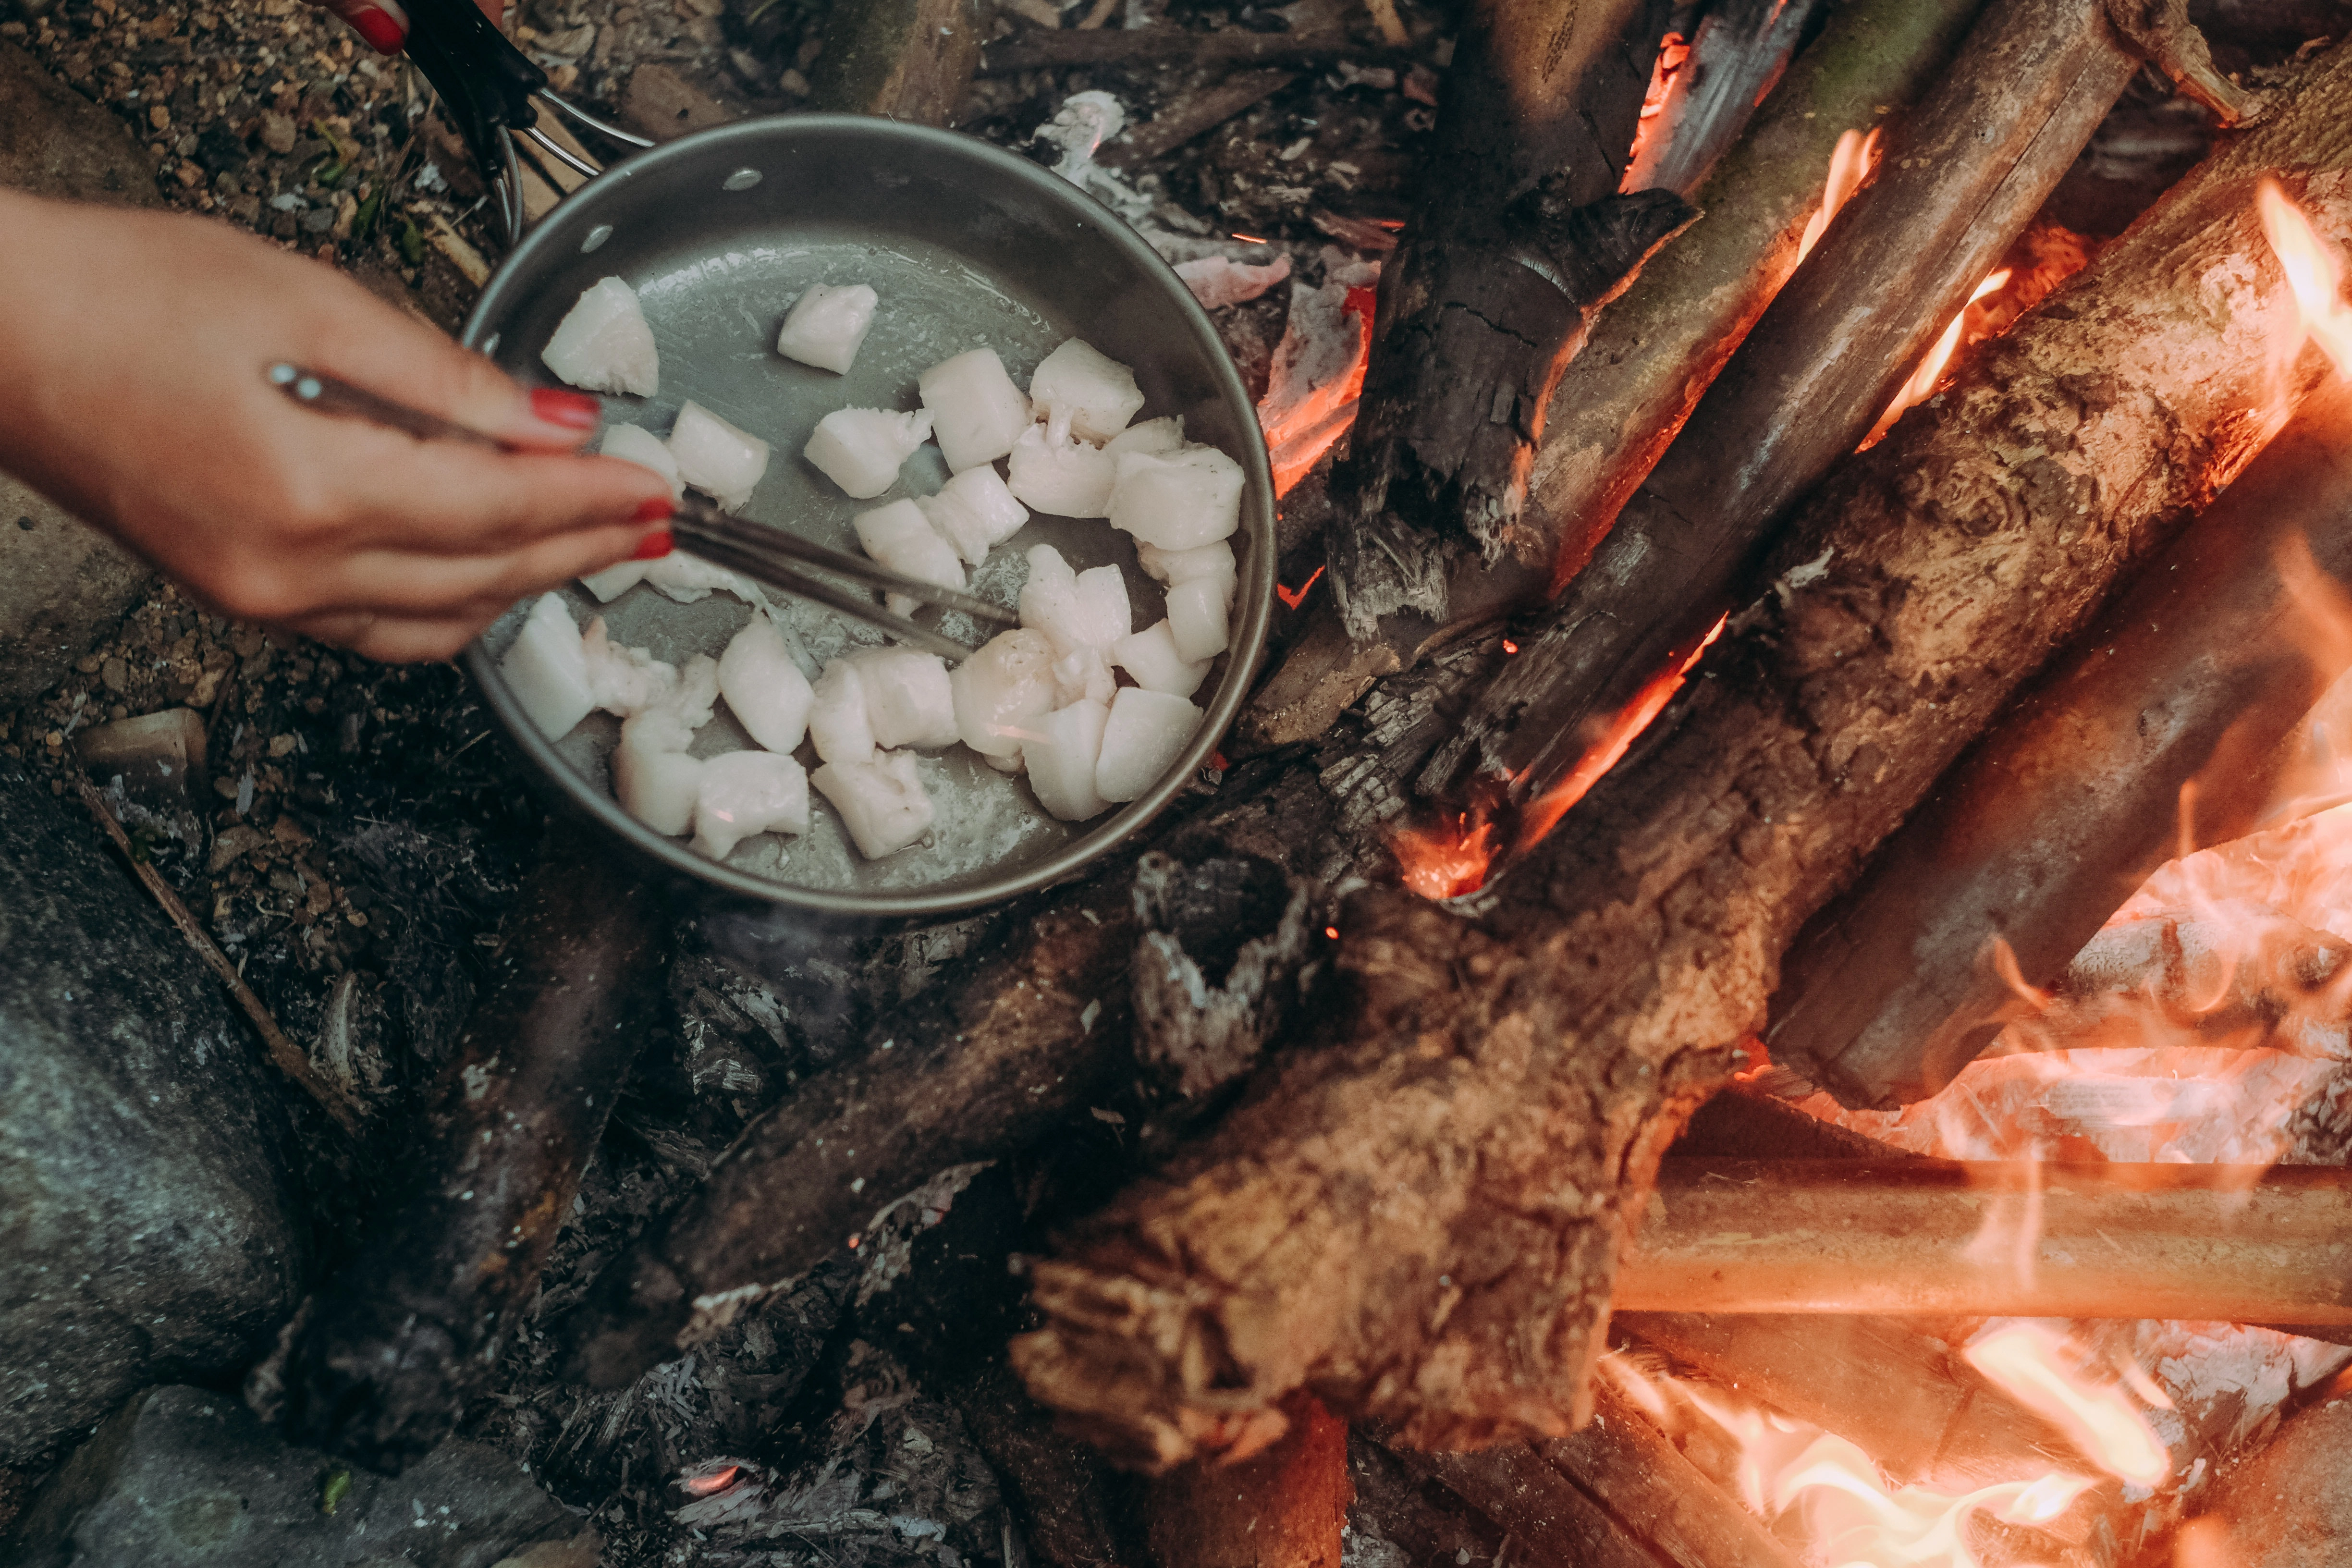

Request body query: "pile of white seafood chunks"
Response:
[506, 275, 1243, 864]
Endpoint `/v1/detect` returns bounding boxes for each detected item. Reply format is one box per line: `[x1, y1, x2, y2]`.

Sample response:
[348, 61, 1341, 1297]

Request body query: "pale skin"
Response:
[0, 0, 668, 664]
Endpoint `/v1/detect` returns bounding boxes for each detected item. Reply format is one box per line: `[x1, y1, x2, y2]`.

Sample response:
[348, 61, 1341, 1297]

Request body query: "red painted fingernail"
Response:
[631, 529, 674, 560]
[346, 4, 407, 55]
[633, 497, 675, 524]
[531, 386, 603, 430]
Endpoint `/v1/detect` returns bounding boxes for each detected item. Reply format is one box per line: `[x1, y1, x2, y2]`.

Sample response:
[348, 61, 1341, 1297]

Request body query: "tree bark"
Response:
[1771, 374, 2352, 1108]
[1324, 0, 1688, 638]
[1009, 37, 2352, 1468]
[1421, 0, 2140, 813]
[803, 0, 986, 125]
[1617, 1159, 2352, 1323]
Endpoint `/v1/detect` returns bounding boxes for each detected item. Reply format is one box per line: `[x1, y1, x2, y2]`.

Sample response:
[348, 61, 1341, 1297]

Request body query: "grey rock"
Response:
[7, 1385, 596, 1568]
[0, 43, 158, 705]
[0, 766, 306, 1463]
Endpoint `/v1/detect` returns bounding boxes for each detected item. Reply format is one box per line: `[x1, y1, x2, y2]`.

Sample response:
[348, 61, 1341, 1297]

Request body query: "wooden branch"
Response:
[804, 0, 985, 124]
[73, 773, 363, 1135]
[1771, 375, 2352, 1108]
[1098, 69, 1298, 168]
[1008, 37, 2352, 1468]
[1323, 0, 1688, 638]
[2042, 910, 2352, 1055]
[1423, 0, 2139, 807]
[1621, 0, 1831, 199]
[1387, 1441, 1674, 1568]
[1617, 1159, 2352, 1323]
[1143, 1397, 1351, 1568]
[277, 838, 670, 1469]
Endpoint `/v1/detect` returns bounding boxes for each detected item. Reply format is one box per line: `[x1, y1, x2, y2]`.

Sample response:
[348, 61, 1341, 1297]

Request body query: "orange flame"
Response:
[1862, 268, 2012, 449]
[1963, 1324, 2172, 1486]
[2257, 179, 2352, 379]
[1276, 564, 1325, 610]
[1796, 126, 1882, 264]
[1393, 806, 1498, 901]
[1604, 1352, 2101, 1568]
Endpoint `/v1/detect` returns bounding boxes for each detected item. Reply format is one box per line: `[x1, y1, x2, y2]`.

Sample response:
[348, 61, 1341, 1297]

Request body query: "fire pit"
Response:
[15, 0, 2352, 1565]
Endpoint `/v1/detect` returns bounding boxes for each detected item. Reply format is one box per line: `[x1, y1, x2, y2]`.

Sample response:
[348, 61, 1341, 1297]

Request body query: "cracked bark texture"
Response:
[1325, 0, 1679, 637]
[1009, 38, 2352, 1469]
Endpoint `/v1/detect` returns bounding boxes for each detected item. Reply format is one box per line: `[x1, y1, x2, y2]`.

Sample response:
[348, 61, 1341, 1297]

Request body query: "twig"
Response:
[73, 772, 363, 1134]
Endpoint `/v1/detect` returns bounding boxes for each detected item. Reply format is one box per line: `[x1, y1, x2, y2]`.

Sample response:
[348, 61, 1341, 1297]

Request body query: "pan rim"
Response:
[458, 113, 1278, 919]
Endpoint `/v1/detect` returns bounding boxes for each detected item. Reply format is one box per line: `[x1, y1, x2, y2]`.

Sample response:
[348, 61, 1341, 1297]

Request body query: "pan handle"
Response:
[400, 0, 547, 187]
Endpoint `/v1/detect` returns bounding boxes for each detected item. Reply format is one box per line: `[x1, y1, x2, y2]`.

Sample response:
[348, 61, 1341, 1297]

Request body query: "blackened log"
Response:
[1384, 1439, 1665, 1568]
[1143, 1397, 1351, 1568]
[804, 0, 985, 124]
[1009, 38, 2352, 1467]
[1616, 1159, 2352, 1323]
[1235, 0, 1989, 751]
[1771, 374, 2352, 1108]
[1323, 0, 1691, 638]
[1668, 1082, 1923, 1162]
[1621, 0, 1830, 200]
[273, 838, 668, 1470]
[1422, 0, 2140, 813]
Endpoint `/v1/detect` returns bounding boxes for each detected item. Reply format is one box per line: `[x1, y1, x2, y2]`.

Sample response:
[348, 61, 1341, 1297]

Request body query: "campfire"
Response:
[18, 0, 2352, 1566]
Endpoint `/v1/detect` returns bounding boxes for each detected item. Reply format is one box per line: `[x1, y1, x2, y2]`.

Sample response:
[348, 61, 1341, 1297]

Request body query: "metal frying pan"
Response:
[410, 10, 1277, 924]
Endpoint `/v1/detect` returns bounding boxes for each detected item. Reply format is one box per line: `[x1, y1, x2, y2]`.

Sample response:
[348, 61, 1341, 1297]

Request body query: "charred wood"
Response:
[803, 0, 984, 124]
[1771, 374, 2352, 1108]
[1324, 0, 1692, 638]
[976, 22, 1381, 77]
[1142, 1396, 1350, 1568]
[1622, 0, 1833, 199]
[1097, 70, 1299, 168]
[1424, 0, 2140, 812]
[1668, 1083, 1924, 1162]
[1009, 37, 2352, 1466]
[1384, 1438, 1669, 1568]
[271, 840, 669, 1470]
[2038, 909, 2352, 1055]
[1617, 1158, 2352, 1323]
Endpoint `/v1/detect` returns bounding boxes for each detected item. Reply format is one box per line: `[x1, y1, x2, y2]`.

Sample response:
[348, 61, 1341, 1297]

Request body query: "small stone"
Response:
[99, 654, 125, 692]
[228, 191, 260, 223]
[268, 732, 298, 758]
[173, 159, 203, 188]
[299, 203, 333, 234]
[77, 707, 208, 803]
[147, 102, 169, 130]
[779, 67, 810, 97]
[257, 109, 294, 153]
[206, 823, 266, 872]
[270, 813, 311, 847]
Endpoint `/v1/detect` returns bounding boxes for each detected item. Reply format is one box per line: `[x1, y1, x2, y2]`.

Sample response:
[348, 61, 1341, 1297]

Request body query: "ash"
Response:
[0, 0, 1451, 1556]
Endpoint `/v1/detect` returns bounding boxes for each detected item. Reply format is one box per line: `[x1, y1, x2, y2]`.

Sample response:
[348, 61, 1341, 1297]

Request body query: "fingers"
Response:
[316, 0, 409, 54]
[300, 437, 674, 555]
[299, 518, 663, 618]
[304, 299, 611, 453]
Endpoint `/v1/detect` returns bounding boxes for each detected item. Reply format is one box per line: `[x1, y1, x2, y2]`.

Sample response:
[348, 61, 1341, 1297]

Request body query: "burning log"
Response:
[1322, 0, 1697, 638]
[1770, 373, 2352, 1108]
[2039, 909, 2352, 1057]
[1616, 1158, 2352, 1323]
[1421, 0, 2142, 813]
[1142, 1396, 1350, 1568]
[1238, 0, 1990, 747]
[272, 839, 669, 1470]
[1009, 39, 2352, 1468]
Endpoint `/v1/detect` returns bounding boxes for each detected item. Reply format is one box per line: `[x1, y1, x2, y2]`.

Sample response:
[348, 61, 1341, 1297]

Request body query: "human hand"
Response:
[308, 0, 506, 57]
[0, 190, 672, 663]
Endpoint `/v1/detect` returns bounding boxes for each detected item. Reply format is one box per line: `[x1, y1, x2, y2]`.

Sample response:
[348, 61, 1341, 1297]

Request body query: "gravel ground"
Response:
[0, 0, 1446, 1559]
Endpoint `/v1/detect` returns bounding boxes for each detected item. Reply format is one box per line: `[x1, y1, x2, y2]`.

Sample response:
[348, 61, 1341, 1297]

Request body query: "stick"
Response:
[1771, 374, 2352, 1108]
[277, 837, 669, 1470]
[1421, 0, 2139, 811]
[1324, 0, 1693, 639]
[1009, 36, 2352, 1467]
[1617, 1159, 2352, 1323]
[1098, 69, 1298, 168]
[73, 774, 362, 1135]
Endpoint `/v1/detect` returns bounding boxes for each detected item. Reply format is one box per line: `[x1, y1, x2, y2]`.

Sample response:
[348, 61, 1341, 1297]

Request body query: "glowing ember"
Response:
[1796, 126, 1882, 264]
[1276, 564, 1325, 610]
[2257, 179, 2352, 378]
[1619, 30, 1693, 192]
[1862, 268, 2013, 449]
[1963, 1324, 2172, 1486]
[1392, 806, 1497, 901]
[680, 1464, 742, 1497]
[1511, 612, 1728, 859]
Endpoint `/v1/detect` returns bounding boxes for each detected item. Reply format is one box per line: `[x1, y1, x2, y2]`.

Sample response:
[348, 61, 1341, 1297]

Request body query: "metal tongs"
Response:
[269, 364, 1017, 661]
[399, 0, 651, 244]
